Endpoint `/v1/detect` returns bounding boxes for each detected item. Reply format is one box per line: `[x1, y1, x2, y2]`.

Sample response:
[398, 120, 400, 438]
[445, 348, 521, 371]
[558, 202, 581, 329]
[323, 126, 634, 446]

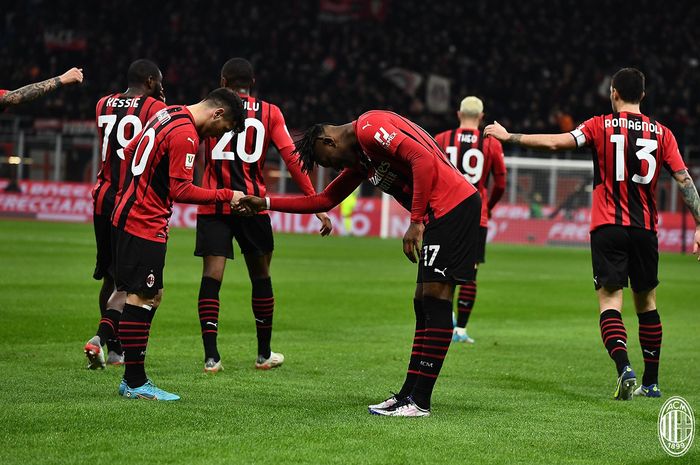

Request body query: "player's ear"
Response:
[213, 108, 225, 120]
[220, 76, 227, 88]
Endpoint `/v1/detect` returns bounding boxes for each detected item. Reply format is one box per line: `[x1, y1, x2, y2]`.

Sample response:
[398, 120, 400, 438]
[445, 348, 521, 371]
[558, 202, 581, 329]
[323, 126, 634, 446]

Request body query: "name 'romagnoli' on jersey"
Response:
[604, 116, 663, 135]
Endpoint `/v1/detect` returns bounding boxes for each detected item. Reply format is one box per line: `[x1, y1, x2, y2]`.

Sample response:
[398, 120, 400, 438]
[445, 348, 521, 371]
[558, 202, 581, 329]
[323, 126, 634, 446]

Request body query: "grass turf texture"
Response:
[0, 219, 697, 465]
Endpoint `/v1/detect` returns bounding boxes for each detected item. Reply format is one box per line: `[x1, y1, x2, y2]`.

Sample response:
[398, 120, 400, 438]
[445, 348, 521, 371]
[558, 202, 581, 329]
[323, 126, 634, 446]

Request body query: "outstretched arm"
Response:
[237, 169, 364, 215]
[673, 169, 700, 258]
[484, 120, 577, 151]
[0, 68, 83, 108]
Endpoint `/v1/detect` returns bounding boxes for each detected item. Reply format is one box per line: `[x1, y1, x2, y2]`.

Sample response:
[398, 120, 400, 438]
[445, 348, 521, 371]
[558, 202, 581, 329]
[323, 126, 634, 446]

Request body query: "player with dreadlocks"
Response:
[235, 110, 481, 417]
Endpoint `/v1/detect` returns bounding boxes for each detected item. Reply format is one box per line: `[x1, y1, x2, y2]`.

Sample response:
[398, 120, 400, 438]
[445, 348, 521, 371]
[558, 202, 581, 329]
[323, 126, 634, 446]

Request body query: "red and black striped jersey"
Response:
[93, 93, 166, 215]
[270, 111, 477, 223]
[112, 105, 234, 243]
[570, 112, 686, 232]
[198, 95, 315, 215]
[434, 128, 506, 227]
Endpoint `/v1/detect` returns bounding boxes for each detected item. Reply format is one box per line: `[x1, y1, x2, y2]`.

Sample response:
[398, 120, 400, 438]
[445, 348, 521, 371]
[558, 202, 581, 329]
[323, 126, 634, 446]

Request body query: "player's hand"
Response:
[59, 67, 83, 86]
[693, 227, 700, 261]
[230, 191, 252, 215]
[158, 87, 166, 103]
[403, 222, 424, 263]
[315, 212, 333, 236]
[235, 195, 266, 215]
[483, 120, 509, 142]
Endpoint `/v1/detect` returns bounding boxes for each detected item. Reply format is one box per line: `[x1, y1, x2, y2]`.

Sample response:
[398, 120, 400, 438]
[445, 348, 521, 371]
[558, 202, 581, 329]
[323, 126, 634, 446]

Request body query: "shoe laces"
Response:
[388, 396, 415, 411]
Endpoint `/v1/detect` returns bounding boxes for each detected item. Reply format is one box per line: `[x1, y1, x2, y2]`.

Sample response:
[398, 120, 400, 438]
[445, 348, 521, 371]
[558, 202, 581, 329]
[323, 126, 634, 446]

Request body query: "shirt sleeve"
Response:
[661, 129, 687, 173]
[569, 117, 597, 148]
[168, 129, 199, 181]
[355, 114, 408, 157]
[433, 131, 446, 150]
[487, 140, 507, 210]
[146, 99, 168, 120]
[268, 104, 295, 151]
[394, 135, 436, 223]
[269, 169, 364, 213]
[170, 178, 233, 204]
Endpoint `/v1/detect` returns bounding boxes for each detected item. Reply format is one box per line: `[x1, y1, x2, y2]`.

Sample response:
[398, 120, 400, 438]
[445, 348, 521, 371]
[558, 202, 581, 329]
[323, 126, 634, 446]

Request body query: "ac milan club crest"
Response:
[146, 273, 155, 288]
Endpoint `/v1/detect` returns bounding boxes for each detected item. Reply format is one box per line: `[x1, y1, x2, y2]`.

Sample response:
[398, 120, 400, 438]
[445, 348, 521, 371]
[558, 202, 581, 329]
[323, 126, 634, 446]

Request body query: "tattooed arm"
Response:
[483, 120, 576, 151]
[0, 67, 83, 108]
[673, 169, 700, 257]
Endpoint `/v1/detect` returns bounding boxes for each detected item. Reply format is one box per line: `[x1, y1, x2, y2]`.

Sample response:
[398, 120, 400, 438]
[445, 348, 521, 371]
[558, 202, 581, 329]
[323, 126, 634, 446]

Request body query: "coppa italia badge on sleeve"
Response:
[658, 396, 694, 457]
[185, 153, 195, 169]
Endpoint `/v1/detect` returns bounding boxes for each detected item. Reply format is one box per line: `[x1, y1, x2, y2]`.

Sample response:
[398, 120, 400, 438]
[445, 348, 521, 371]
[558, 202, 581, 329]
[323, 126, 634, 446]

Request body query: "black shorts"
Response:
[590, 225, 659, 293]
[417, 194, 481, 284]
[194, 214, 274, 259]
[476, 226, 488, 264]
[93, 213, 113, 280]
[112, 227, 166, 298]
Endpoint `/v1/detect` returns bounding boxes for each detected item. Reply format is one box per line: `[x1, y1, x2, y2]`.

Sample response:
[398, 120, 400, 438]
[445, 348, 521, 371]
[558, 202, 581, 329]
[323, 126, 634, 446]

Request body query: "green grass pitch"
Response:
[0, 219, 697, 465]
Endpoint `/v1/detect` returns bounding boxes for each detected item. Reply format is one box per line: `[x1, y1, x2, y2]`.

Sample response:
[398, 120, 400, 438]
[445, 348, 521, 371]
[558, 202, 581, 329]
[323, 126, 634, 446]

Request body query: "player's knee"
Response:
[153, 289, 164, 308]
[421, 281, 454, 301]
[107, 290, 127, 311]
[245, 254, 271, 280]
[414, 284, 423, 301]
[127, 289, 160, 308]
[202, 257, 226, 281]
[633, 289, 656, 312]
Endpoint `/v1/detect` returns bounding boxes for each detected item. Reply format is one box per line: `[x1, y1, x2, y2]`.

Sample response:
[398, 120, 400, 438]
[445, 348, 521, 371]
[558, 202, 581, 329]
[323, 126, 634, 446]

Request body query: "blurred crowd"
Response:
[1, 0, 698, 145]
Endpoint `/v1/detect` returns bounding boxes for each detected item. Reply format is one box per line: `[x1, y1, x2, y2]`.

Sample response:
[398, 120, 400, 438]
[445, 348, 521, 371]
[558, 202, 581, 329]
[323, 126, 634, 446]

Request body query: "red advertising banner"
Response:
[0, 180, 692, 252]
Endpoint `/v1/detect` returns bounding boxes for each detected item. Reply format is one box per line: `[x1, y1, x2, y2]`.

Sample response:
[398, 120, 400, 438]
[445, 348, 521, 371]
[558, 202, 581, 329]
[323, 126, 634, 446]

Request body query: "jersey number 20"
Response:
[211, 118, 266, 163]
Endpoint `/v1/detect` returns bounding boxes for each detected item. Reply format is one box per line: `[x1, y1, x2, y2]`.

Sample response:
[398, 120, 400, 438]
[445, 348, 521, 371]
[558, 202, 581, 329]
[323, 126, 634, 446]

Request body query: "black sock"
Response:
[599, 309, 630, 376]
[638, 310, 662, 386]
[397, 299, 425, 399]
[456, 280, 476, 328]
[411, 296, 453, 410]
[251, 277, 274, 359]
[97, 308, 122, 353]
[120, 303, 154, 388]
[198, 277, 221, 361]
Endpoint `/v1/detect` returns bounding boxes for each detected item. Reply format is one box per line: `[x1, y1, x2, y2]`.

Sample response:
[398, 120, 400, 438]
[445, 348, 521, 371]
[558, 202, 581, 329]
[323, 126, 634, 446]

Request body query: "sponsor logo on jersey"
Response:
[369, 161, 397, 192]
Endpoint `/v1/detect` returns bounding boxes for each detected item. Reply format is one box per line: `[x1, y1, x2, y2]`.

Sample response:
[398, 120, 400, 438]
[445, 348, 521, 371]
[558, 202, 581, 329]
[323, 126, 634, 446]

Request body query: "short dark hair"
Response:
[127, 59, 160, 86]
[293, 124, 326, 173]
[611, 68, 645, 103]
[221, 58, 254, 89]
[204, 88, 246, 133]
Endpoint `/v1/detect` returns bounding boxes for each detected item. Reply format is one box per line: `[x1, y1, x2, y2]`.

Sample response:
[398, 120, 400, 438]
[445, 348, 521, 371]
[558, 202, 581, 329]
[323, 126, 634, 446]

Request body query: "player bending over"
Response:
[484, 68, 700, 400]
[111, 88, 246, 401]
[236, 110, 481, 417]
